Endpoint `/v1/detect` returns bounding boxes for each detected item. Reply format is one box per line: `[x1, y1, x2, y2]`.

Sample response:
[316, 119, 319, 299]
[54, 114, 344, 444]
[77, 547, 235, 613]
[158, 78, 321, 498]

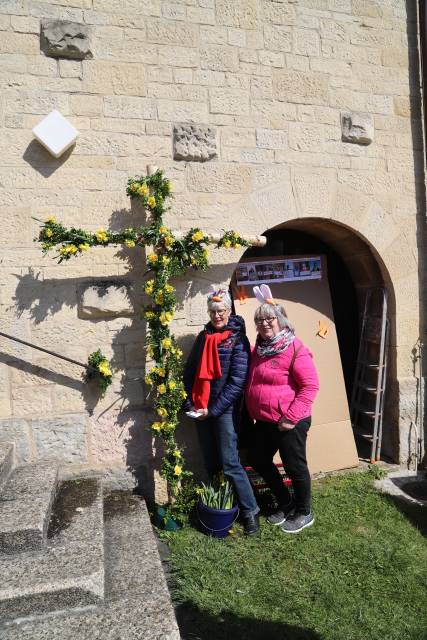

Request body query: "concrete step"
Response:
[0, 443, 14, 491]
[0, 478, 105, 621]
[0, 491, 180, 639]
[0, 462, 58, 554]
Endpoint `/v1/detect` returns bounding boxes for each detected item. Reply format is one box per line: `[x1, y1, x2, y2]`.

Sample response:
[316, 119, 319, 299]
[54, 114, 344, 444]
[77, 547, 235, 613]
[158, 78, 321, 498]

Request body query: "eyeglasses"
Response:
[209, 309, 228, 317]
[255, 317, 277, 326]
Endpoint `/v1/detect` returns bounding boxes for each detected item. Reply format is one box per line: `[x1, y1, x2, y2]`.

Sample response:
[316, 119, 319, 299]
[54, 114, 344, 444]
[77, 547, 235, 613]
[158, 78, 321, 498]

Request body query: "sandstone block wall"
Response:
[0, 0, 424, 484]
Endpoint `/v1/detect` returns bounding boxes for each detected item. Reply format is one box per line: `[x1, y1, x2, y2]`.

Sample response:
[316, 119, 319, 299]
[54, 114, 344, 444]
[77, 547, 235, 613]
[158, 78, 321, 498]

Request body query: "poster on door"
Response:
[235, 257, 322, 286]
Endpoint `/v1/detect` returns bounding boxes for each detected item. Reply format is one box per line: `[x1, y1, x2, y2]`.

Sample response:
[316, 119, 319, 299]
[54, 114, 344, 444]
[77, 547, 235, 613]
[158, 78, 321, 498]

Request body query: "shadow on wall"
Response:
[175, 603, 323, 640]
[7, 200, 241, 502]
[406, 0, 427, 468]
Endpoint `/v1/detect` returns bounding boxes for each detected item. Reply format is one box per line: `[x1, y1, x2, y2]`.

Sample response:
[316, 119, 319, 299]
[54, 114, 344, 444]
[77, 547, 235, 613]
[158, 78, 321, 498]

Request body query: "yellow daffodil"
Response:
[147, 253, 158, 264]
[191, 230, 205, 242]
[145, 280, 154, 294]
[155, 367, 166, 377]
[130, 182, 139, 193]
[234, 243, 242, 249]
[151, 422, 162, 432]
[124, 239, 135, 248]
[138, 184, 149, 196]
[161, 256, 170, 265]
[79, 243, 90, 251]
[174, 465, 182, 476]
[144, 374, 152, 385]
[68, 245, 78, 254]
[145, 311, 155, 320]
[155, 292, 164, 305]
[45, 216, 56, 224]
[157, 407, 168, 418]
[147, 196, 156, 209]
[160, 311, 173, 326]
[96, 229, 108, 243]
[168, 380, 176, 391]
[164, 235, 174, 247]
[147, 345, 154, 357]
[164, 284, 174, 294]
[173, 450, 181, 458]
[45, 228, 53, 238]
[158, 384, 167, 394]
[223, 239, 231, 248]
[98, 360, 112, 377]
[162, 338, 172, 350]
[59, 246, 68, 255]
[159, 225, 168, 234]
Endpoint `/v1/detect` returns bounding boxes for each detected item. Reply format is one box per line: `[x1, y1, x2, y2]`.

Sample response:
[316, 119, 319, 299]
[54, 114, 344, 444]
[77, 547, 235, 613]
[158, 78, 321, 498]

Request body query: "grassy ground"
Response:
[160, 471, 427, 640]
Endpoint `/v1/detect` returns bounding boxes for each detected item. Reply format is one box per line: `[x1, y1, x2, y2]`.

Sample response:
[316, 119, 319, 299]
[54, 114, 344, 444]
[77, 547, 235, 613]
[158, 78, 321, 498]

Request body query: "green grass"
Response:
[161, 471, 427, 640]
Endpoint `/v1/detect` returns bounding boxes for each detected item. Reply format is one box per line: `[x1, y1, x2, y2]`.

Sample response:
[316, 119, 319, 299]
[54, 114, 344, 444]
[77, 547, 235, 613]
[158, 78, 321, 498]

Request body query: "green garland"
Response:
[35, 170, 251, 512]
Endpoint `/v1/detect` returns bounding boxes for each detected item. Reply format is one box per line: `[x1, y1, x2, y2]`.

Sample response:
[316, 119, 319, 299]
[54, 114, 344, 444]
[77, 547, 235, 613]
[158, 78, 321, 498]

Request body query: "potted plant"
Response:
[197, 478, 238, 539]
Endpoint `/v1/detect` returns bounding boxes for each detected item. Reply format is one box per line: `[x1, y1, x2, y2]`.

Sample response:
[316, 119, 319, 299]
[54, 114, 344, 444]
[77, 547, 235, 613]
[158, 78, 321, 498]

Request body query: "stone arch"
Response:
[233, 172, 420, 464]
[239, 216, 399, 462]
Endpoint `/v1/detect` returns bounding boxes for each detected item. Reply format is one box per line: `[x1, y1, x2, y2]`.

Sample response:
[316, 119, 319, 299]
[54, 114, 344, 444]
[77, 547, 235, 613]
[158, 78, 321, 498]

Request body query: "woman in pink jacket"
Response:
[245, 288, 319, 534]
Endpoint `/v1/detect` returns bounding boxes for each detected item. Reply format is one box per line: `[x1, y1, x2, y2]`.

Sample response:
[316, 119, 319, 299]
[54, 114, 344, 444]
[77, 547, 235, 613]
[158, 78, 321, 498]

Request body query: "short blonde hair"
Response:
[254, 303, 293, 331]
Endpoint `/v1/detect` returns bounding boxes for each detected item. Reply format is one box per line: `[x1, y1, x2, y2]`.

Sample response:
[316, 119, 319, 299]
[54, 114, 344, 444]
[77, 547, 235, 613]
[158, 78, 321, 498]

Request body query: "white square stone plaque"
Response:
[32, 109, 78, 158]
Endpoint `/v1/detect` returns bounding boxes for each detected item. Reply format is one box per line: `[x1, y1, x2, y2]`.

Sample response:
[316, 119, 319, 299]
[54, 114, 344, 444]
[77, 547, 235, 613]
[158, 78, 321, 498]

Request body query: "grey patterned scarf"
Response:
[256, 328, 295, 357]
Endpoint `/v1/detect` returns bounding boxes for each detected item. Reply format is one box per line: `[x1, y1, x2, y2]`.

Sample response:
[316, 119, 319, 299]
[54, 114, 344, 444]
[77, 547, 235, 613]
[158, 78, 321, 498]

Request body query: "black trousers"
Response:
[248, 418, 311, 515]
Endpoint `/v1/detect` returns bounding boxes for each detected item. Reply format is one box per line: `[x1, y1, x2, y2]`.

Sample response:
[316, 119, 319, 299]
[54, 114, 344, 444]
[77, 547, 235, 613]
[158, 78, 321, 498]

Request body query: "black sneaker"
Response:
[280, 512, 314, 534]
[267, 500, 295, 526]
[242, 512, 260, 536]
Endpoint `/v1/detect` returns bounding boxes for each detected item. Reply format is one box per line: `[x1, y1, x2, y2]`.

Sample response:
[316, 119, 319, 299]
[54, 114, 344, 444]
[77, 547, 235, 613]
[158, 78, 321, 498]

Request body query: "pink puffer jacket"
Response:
[245, 338, 320, 425]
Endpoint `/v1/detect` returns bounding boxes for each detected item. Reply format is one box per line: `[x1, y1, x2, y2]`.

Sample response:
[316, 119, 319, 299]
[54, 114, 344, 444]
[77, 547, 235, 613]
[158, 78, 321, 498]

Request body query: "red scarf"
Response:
[192, 330, 232, 410]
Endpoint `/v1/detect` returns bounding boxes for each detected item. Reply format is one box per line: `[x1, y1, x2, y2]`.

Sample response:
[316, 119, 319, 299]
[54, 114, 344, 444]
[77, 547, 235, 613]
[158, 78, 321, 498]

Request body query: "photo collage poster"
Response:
[235, 256, 322, 286]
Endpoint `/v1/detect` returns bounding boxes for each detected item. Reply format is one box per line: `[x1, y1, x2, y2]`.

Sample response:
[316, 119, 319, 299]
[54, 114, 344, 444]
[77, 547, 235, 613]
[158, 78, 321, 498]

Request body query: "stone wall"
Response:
[0, 0, 424, 484]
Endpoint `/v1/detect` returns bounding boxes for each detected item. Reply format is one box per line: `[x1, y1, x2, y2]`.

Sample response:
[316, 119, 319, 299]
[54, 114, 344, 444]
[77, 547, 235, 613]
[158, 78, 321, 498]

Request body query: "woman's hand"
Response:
[196, 408, 210, 421]
[278, 417, 295, 431]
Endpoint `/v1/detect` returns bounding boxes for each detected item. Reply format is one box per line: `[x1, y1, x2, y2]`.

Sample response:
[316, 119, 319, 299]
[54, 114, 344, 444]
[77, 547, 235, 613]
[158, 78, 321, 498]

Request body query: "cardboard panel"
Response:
[232, 255, 359, 473]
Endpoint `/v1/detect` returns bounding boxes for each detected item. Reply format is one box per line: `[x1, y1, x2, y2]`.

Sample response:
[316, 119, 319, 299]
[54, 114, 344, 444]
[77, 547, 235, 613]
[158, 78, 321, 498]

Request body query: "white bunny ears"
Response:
[253, 284, 275, 305]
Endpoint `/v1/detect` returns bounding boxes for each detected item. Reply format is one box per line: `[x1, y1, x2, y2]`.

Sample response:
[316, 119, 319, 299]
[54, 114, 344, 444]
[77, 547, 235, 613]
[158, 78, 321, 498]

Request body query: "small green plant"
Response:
[85, 349, 113, 397]
[368, 463, 387, 480]
[198, 478, 235, 510]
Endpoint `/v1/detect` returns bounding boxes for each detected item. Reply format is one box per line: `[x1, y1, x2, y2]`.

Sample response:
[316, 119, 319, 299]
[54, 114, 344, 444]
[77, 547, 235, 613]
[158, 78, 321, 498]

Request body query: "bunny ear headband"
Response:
[208, 284, 227, 303]
[253, 284, 275, 305]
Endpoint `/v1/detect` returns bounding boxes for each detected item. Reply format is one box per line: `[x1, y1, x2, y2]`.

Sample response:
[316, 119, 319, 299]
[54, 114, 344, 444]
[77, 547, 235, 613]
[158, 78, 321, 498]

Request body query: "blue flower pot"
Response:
[197, 501, 239, 539]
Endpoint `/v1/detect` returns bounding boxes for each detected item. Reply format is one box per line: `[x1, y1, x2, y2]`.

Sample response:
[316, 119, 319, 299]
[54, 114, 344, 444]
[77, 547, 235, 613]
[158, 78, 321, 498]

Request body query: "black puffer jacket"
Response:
[183, 314, 250, 417]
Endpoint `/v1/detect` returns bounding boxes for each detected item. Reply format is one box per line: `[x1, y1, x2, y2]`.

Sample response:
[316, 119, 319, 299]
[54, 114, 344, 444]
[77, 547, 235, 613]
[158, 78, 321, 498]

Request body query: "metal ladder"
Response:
[350, 288, 389, 464]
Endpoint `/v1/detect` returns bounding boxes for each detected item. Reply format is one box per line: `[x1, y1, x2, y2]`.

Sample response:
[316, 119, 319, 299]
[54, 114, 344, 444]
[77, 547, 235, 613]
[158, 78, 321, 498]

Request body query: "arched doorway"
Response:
[239, 217, 398, 462]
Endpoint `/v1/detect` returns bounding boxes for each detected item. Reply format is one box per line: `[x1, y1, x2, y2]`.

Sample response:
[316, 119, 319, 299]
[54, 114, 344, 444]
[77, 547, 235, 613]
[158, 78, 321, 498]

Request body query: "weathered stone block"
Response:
[341, 111, 374, 145]
[256, 128, 288, 150]
[173, 123, 217, 162]
[201, 44, 239, 72]
[32, 414, 87, 463]
[187, 163, 254, 193]
[0, 419, 32, 463]
[78, 282, 134, 318]
[40, 20, 93, 60]
[216, 0, 259, 29]
[273, 70, 329, 105]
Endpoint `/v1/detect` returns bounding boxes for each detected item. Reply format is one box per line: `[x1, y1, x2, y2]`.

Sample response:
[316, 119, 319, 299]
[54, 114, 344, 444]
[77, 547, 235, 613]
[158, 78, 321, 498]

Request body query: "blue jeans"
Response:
[197, 412, 259, 517]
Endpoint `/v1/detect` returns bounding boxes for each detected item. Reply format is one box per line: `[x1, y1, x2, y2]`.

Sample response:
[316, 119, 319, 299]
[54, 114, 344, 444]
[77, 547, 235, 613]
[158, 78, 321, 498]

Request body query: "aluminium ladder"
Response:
[350, 288, 389, 464]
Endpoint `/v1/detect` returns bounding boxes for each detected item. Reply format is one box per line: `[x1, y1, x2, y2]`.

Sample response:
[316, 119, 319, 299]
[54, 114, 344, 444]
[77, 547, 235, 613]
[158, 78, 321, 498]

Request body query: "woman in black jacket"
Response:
[183, 287, 260, 535]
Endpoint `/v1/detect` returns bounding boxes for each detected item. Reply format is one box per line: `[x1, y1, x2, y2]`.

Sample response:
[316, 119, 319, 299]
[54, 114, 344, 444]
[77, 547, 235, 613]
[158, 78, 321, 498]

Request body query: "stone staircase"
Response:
[0, 443, 180, 639]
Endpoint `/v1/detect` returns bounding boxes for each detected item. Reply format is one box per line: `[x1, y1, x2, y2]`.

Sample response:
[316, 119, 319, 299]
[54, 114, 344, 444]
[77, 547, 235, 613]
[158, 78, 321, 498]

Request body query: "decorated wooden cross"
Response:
[36, 166, 266, 515]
